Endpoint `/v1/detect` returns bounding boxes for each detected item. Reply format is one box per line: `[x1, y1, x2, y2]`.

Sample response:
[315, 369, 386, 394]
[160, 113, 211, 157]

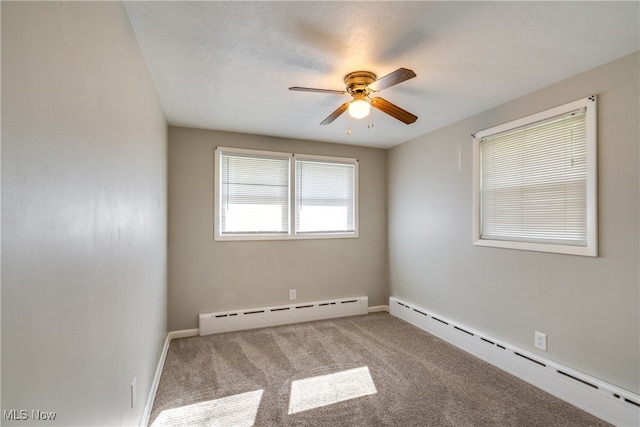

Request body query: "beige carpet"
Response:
[149, 313, 610, 426]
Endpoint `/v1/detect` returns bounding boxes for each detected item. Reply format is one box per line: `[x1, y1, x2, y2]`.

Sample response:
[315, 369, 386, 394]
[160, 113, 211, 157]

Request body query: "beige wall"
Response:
[168, 127, 388, 331]
[1, 2, 167, 425]
[388, 52, 639, 393]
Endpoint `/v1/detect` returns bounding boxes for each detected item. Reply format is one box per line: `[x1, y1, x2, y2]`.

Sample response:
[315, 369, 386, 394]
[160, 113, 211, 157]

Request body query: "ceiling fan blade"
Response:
[368, 68, 416, 92]
[370, 97, 418, 124]
[320, 101, 350, 125]
[289, 86, 348, 95]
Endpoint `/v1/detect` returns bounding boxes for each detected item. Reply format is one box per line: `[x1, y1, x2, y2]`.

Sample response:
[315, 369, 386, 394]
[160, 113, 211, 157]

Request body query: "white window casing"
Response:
[472, 96, 597, 256]
[215, 147, 358, 241]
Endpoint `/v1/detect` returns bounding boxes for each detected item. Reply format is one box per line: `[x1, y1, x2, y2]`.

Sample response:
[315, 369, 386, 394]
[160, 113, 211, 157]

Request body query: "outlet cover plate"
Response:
[535, 331, 547, 351]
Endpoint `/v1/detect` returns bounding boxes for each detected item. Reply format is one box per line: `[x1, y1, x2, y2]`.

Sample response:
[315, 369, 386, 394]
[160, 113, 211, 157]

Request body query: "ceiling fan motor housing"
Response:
[344, 71, 377, 95]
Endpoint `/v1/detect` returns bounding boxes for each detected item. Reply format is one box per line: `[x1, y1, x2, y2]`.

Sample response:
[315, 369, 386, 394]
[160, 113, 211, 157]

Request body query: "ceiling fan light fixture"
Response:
[348, 98, 370, 119]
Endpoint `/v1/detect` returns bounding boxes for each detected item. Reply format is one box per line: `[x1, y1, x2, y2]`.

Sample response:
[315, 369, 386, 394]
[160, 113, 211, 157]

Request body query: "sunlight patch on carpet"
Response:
[152, 389, 263, 426]
[288, 366, 377, 414]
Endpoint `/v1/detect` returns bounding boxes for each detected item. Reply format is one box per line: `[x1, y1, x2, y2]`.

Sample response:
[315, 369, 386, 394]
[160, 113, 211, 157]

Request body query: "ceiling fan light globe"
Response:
[348, 99, 370, 119]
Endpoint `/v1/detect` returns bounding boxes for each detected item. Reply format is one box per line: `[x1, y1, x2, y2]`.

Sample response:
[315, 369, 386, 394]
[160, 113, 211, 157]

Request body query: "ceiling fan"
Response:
[289, 68, 418, 126]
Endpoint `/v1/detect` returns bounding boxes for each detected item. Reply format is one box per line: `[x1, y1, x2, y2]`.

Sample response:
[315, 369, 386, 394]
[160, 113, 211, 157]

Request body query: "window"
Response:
[219, 150, 289, 235]
[472, 96, 597, 256]
[215, 147, 358, 240]
[295, 159, 356, 234]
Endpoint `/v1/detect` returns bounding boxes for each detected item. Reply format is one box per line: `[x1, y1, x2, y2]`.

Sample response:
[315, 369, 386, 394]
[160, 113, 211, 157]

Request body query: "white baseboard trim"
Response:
[368, 305, 389, 313]
[389, 296, 640, 427]
[168, 328, 199, 340]
[139, 335, 171, 427]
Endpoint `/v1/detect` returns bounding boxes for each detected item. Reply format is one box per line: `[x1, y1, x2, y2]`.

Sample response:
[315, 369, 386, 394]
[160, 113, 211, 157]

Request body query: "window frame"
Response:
[472, 96, 598, 257]
[214, 146, 359, 241]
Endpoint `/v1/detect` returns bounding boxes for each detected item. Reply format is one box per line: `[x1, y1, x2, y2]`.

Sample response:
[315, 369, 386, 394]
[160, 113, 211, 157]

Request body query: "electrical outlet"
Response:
[534, 331, 547, 351]
[289, 289, 296, 300]
[131, 377, 137, 409]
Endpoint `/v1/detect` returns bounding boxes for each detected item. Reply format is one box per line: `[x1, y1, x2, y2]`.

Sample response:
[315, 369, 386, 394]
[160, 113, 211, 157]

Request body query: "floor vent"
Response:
[389, 296, 640, 427]
[199, 296, 368, 336]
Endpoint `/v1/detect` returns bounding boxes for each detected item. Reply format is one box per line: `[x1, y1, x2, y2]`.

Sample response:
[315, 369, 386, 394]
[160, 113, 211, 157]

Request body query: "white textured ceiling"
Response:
[125, 1, 639, 149]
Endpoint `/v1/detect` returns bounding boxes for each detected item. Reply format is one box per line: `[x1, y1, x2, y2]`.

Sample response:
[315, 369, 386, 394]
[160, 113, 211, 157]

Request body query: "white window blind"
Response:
[473, 95, 597, 257]
[219, 151, 289, 234]
[480, 110, 587, 246]
[295, 159, 356, 234]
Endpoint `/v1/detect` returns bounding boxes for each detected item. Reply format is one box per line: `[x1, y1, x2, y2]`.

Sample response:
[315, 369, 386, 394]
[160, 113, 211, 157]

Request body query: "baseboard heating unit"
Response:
[199, 296, 368, 336]
[389, 296, 640, 427]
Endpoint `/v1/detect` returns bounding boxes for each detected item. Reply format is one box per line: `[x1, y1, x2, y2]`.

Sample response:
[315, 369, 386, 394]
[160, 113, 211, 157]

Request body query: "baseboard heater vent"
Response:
[389, 296, 640, 427]
[199, 296, 368, 336]
[514, 351, 547, 368]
